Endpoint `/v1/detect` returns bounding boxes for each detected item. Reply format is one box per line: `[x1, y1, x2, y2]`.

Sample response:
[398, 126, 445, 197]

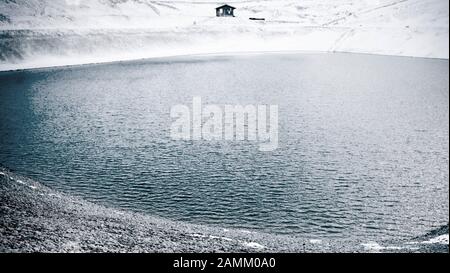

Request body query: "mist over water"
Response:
[0, 53, 448, 241]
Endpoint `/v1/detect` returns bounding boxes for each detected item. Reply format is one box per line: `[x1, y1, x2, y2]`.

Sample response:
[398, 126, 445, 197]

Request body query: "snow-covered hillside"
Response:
[0, 0, 448, 70]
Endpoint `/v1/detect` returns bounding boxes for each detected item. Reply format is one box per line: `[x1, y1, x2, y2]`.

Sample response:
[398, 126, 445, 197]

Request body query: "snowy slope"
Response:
[0, 0, 448, 71]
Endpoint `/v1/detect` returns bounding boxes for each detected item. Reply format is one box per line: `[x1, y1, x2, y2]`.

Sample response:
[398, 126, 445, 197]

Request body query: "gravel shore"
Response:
[0, 167, 448, 253]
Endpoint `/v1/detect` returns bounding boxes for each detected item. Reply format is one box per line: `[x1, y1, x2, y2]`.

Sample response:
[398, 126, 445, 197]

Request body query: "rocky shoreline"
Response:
[0, 167, 448, 253]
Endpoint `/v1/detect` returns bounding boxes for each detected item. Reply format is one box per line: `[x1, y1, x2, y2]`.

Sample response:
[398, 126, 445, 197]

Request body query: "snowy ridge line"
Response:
[0, 0, 448, 70]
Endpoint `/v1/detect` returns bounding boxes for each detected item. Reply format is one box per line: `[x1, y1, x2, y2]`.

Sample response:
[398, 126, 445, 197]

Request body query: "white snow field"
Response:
[0, 0, 448, 71]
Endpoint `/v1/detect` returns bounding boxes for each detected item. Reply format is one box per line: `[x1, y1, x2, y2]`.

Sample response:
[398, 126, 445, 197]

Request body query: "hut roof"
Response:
[216, 4, 236, 10]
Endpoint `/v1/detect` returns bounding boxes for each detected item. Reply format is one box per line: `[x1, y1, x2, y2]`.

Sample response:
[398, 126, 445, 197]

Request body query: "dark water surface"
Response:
[0, 53, 448, 241]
